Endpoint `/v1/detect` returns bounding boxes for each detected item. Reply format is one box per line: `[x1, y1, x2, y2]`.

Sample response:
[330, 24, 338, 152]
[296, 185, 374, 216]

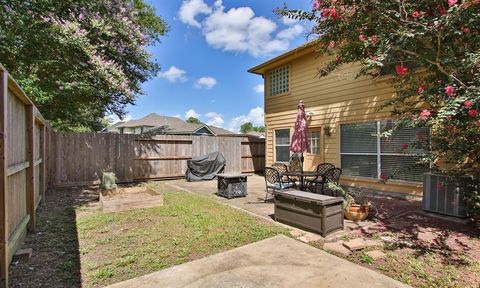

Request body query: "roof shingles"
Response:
[109, 113, 235, 136]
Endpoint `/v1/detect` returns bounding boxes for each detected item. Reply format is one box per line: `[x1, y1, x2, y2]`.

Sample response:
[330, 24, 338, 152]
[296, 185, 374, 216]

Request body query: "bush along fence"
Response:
[0, 66, 52, 287]
[0, 66, 265, 287]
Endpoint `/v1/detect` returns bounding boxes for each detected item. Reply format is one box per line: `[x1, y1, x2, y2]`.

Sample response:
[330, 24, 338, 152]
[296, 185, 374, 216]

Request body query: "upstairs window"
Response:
[269, 65, 289, 96]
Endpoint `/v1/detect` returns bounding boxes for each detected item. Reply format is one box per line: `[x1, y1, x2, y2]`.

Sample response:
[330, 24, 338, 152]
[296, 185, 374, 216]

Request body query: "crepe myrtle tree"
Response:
[0, 0, 167, 131]
[277, 0, 480, 217]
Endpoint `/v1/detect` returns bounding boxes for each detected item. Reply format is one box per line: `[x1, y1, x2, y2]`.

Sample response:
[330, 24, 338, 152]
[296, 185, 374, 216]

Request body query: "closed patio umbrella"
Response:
[289, 100, 309, 174]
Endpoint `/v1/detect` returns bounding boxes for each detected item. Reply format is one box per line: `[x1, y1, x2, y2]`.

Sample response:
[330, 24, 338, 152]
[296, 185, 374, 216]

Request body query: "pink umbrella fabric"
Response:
[290, 100, 309, 154]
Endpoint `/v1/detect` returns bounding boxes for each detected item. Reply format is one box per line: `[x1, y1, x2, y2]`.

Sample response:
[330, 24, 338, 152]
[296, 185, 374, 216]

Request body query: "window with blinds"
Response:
[340, 121, 429, 182]
[269, 66, 289, 96]
[340, 123, 378, 178]
[275, 129, 290, 162]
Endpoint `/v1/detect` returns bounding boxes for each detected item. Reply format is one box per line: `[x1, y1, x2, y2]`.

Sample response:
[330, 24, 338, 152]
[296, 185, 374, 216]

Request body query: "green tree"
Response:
[240, 122, 265, 134]
[0, 0, 168, 131]
[240, 122, 254, 134]
[253, 126, 265, 133]
[186, 117, 202, 124]
[278, 0, 480, 216]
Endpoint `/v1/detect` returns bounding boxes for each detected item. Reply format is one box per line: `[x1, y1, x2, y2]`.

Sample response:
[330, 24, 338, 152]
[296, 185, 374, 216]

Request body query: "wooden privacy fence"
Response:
[0, 66, 265, 287]
[50, 134, 265, 186]
[0, 66, 51, 286]
[50, 133, 136, 186]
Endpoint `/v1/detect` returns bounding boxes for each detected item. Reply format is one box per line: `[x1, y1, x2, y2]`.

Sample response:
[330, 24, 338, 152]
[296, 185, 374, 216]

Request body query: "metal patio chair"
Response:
[322, 168, 343, 196]
[264, 167, 295, 202]
[305, 163, 335, 193]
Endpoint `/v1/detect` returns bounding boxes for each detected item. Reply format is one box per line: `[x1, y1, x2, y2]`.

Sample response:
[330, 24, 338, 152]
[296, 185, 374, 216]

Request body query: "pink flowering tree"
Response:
[0, 0, 167, 131]
[278, 0, 479, 216]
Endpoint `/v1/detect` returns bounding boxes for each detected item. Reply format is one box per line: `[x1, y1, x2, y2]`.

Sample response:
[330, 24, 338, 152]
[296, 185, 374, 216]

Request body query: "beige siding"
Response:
[264, 52, 421, 195]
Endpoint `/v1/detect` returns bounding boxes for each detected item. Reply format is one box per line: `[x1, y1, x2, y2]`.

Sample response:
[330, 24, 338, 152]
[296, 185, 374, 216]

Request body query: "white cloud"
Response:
[205, 112, 224, 127]
[253, 84, 264, 94]
[228, 107, 264, 132]
[158, 66, 187, 83]
[178, 0, 212, 28]
[277, 24, 304, 40]
[185, 109, 201, 119]
[195, 76, 217, 89]
[178, 0, 305, 57]
[281, 16, 298, 25]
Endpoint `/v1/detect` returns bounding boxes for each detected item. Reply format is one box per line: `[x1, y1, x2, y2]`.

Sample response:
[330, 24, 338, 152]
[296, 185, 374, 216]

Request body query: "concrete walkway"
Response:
[108, 235, 409, 288]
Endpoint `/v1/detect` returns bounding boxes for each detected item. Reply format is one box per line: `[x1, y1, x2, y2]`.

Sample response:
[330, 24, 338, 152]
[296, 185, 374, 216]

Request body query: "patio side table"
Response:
[215, 174, 251, 199]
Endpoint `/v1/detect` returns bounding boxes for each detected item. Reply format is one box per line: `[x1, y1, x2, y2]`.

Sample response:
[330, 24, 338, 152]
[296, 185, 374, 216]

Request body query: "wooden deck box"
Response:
[215, 174, 250, 199]
[274, 189, 344, 236]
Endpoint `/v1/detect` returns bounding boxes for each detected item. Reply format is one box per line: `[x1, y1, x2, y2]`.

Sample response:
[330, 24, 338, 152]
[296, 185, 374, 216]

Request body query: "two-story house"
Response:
[249, 43, 427, 196]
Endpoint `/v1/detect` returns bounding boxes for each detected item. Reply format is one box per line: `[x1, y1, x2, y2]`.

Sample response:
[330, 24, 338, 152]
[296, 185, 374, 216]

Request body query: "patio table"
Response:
[281, 171, 323, 191]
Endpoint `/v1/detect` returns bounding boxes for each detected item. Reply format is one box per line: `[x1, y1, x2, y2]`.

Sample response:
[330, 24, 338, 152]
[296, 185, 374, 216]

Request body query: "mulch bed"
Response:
[9, 186, 99, 287]
[347, 195, 480, 287]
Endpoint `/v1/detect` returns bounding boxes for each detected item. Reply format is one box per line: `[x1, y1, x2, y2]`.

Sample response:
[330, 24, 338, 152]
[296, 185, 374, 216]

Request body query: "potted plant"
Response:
[327, 182, 371, 221]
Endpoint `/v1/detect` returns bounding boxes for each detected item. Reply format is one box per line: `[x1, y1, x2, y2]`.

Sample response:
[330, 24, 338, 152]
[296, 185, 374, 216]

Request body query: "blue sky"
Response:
[114, 0, 312, 132]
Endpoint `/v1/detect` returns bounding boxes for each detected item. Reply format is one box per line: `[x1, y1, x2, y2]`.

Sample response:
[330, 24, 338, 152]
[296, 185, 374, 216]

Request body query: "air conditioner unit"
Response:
[423, 173, 470, 218]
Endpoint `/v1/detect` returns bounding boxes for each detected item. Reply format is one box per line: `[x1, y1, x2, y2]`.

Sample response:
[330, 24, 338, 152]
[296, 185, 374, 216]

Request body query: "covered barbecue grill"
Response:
[185, 152, 226, 182]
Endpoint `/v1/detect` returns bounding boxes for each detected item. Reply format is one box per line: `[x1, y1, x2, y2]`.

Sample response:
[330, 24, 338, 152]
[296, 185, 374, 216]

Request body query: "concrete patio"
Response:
[107, 235, 410, 288]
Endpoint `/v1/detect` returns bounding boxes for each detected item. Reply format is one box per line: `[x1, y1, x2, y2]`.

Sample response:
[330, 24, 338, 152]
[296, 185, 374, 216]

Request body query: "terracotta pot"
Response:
[344, 204, 369, 221]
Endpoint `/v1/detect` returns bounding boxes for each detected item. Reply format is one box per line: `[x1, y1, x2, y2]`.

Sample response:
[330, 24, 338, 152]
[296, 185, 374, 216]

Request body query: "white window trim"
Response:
[274, 128, 291, 163]
[307, 130, 322, 155]
[268, 65, 290, 97]
[339, 120, 428, 183]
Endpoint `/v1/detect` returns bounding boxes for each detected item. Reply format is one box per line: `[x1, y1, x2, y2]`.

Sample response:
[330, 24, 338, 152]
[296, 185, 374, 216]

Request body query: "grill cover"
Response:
[186, 152, 226, 182]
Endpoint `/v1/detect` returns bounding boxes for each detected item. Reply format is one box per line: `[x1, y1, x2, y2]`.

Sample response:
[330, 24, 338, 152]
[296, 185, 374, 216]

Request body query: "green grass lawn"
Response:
[77, 188, 287, 287]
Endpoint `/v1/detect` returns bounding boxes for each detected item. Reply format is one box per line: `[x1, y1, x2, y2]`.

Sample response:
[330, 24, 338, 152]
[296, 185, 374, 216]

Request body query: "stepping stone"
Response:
[364, 239, 384, 248]
[297, 236, 310, 243]
[416, 231, 439, 244]
[13, 248, 32, 263]
[380, 236, 413, 247]
[289, 229, 304, 238]
[343, 238, 366, 251]
[304, 233, 322, 243]
[323, 241, 351, 256]
[365, 250, 386, 260]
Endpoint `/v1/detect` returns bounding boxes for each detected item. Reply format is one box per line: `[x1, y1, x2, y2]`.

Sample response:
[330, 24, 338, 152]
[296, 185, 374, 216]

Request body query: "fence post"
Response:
[0, 69, 9, 287]
[25, 105, 35, 232]
[40, 125, 46, 201]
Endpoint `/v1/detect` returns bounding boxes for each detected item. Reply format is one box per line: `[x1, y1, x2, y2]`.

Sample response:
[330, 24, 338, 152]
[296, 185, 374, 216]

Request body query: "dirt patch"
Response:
[9, 186, 99, 287]
[100, 186, 163, 213]
[315, 195, 480, 287]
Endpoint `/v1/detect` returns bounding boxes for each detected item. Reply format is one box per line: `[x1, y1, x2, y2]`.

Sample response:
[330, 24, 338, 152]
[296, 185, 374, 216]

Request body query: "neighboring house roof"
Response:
[104, 121, 125, 131]
[245, 131, 265, 138]
[209, 126, 235, 136]
[117, 113, 185, 128]
[106, 113, 237, 136]
[146, 122, 215, 135]
[248, 41, 317, 75]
